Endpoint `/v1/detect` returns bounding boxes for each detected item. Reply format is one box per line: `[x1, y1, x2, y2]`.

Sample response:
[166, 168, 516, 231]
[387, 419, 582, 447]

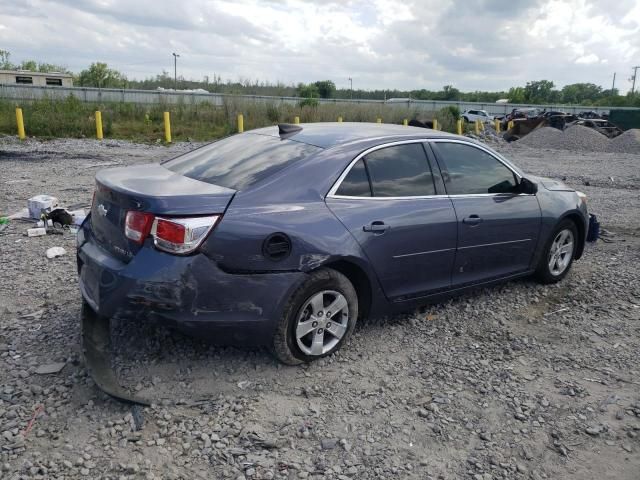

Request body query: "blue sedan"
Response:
[78, 123, 593, 375]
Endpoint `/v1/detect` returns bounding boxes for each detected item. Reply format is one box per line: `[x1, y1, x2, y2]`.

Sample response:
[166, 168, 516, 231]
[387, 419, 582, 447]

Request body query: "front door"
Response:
[326, 142, 458, 300]
[430, 141, 541, 286]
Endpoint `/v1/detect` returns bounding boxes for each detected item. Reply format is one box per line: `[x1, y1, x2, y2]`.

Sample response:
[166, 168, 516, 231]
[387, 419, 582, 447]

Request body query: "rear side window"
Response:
[434, 142, 517, 195]
[335, 160, 371, 197]
[365, 144, 436, 197]
[164, 134, 321, 190]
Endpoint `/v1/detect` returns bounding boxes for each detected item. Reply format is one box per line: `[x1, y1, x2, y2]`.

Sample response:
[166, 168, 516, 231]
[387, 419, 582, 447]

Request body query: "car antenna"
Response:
[278, 123, 303, 137]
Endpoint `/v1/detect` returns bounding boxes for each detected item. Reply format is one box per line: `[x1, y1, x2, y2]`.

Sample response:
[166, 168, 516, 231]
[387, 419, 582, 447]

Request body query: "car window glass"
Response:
[435, 142, 517, 195]
[164, 134, 321, 190]
[364, 144, 436, 197]
[335, 159, 371, 197]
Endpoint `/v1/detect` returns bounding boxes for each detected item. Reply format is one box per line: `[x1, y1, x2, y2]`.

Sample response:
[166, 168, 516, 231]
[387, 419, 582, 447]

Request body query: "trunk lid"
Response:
[91, 163, 235, 262]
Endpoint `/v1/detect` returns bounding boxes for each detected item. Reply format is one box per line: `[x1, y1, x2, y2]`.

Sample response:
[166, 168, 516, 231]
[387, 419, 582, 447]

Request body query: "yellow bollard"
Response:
[95, 111, 103, 140]
[163, 111, 171, 143]
[15, 107, 25, 140]
[237, 113, 244, 133]
[294, 116, 300, 124]
[507, 120, 514, 130]
[475, 120, 480, 135]
[433, 119, 438, 131]
[494, 118, 500, 133]
[403, 118, 408, 126]
[456, 119, 463, 135]
[337, 116, 343, 123]
[376, 117, 382, 123]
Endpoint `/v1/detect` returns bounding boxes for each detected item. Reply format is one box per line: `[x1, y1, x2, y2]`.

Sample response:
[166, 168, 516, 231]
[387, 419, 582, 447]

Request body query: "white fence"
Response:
[1, 83, 637, 116]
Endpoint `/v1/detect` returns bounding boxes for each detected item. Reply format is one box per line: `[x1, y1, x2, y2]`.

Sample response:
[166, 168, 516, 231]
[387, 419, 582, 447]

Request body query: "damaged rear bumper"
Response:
[77, 237, 305, 344]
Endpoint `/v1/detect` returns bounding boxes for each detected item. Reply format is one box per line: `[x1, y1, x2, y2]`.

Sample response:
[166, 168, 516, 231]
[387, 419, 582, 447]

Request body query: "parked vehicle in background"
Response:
[578, 111, 603, 119]
[462, 109, 494, 123]
[78, 123, 595, 377]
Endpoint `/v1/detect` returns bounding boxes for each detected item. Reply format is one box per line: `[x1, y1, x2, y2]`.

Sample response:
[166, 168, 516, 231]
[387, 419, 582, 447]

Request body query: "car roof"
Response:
[248, 122, 458, 149]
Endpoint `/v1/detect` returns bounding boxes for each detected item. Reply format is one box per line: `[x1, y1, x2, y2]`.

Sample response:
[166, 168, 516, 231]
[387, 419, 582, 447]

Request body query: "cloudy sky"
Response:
[1, 0, 639, 92]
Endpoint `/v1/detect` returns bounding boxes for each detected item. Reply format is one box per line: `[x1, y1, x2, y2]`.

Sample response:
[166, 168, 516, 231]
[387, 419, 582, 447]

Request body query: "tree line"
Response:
[1, 50, 638, 107]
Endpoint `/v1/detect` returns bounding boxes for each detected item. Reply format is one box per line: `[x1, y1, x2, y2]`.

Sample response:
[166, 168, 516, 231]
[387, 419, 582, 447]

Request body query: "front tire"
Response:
[535, 220, 578, 284]
[272, 268, 358, 365]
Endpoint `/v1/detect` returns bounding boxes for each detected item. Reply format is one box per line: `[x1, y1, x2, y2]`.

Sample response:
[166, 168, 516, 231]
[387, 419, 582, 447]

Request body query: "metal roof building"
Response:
[0, 69, 73, 87]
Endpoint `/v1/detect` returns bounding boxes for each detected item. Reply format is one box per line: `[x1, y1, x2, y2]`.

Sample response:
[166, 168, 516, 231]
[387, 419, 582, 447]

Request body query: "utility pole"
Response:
[172, 52, 180, 90]
[632, 66, 639, 95]
[611, 72, 616, 94]
[348, 77, 353, 100]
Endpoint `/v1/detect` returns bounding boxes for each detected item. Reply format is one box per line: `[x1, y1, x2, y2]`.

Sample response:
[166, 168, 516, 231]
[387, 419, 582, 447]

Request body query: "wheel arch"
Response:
[557, 211, 586, 260]
[320, 259, 373, 321]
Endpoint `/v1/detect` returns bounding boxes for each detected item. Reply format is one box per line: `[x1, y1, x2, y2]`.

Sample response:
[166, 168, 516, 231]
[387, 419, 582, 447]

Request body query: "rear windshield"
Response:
[163, 134, 321, 190]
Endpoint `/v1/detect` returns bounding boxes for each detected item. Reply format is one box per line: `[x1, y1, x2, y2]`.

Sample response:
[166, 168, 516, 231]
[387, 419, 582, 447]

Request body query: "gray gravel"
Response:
[609, 129, 640, 155]
[1, 136, 639, 479]
[516, 125, 640, 155]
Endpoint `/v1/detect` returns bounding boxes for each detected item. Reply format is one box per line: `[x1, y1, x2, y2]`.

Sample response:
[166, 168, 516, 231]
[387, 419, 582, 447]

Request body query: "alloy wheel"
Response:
[295, 290, 349, 356]
[548, 229, 574, 276]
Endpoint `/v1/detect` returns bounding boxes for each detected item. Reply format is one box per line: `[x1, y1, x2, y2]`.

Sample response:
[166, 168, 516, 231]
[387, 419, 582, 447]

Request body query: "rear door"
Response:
[430, 140, 541, 286]
[326, 141, 458, 300]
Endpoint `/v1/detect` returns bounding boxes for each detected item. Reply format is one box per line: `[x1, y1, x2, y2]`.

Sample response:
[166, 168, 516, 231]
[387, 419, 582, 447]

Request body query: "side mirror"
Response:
[519, 177, 538, 194]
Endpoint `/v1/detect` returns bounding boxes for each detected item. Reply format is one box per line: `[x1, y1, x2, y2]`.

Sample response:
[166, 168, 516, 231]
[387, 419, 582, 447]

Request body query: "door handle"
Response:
[363, 221, 390, 233]
[463, 215, 483, 225]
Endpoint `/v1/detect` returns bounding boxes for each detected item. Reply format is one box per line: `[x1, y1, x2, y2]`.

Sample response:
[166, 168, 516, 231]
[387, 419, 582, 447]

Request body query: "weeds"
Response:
[0, 97, 455, 142]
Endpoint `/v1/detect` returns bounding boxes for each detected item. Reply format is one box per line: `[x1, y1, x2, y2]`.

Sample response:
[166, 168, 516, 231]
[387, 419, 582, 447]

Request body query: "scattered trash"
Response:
[0, 217, 9, 225]
[20, 309, 44, 319]
[237, 380, 252, 390]
[36, 219, 54, 228]
[45, 246, 67, 259]
[22, 405, 45, 437]
[28, 195, 59, 219]
[35, 362, 66, 375]
[27, 227, 47, 237]
[47, 208, 74, 227]
[131, 405, 145, 431]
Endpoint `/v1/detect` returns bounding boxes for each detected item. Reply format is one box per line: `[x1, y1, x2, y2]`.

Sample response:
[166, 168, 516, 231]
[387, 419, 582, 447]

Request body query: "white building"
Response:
[0, 70, 73, 87]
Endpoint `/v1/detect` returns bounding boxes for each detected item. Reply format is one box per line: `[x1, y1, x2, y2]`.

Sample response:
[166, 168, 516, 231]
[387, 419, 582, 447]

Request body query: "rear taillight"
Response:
[152, 216, 219, 254]
[125, 211, 155, 244]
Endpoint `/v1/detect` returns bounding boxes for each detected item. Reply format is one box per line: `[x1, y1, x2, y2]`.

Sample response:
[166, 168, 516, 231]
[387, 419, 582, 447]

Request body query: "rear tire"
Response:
[272, 268, 358, 365]
[535, 219, 578, 284]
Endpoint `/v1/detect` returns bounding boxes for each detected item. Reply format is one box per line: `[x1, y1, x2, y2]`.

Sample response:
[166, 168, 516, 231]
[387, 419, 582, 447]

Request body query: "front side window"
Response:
[434, 142, 518, 195]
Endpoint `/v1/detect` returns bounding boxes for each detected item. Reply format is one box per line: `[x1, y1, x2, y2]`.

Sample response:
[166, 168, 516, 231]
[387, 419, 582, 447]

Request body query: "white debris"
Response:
[27, 227, 47, 237]
[46, 246, 67, 259]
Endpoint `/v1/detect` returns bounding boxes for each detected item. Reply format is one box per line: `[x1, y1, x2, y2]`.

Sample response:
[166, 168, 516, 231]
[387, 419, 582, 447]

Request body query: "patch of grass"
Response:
[0, 97, 456, 142]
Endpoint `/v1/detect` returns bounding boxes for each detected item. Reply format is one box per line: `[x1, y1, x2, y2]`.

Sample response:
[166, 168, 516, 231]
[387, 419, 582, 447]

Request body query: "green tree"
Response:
[0, 49, 14, 69]
[78, 62, 126, 88]
[439, 85, 461, 100]
[560, 83, 603, 104]
[523, 80, 555, 103]
[507, 87, 526, 103]
[297, 82, 319, 98]
[313, 80, 336, 99]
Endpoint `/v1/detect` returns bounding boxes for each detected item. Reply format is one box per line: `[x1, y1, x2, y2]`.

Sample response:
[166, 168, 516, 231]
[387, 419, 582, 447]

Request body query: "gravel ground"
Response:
[1, 136, 639, 480]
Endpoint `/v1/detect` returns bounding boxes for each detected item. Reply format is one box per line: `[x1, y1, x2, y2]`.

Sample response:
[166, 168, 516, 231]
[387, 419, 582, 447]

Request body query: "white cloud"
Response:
[0, 0, 638, 92]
